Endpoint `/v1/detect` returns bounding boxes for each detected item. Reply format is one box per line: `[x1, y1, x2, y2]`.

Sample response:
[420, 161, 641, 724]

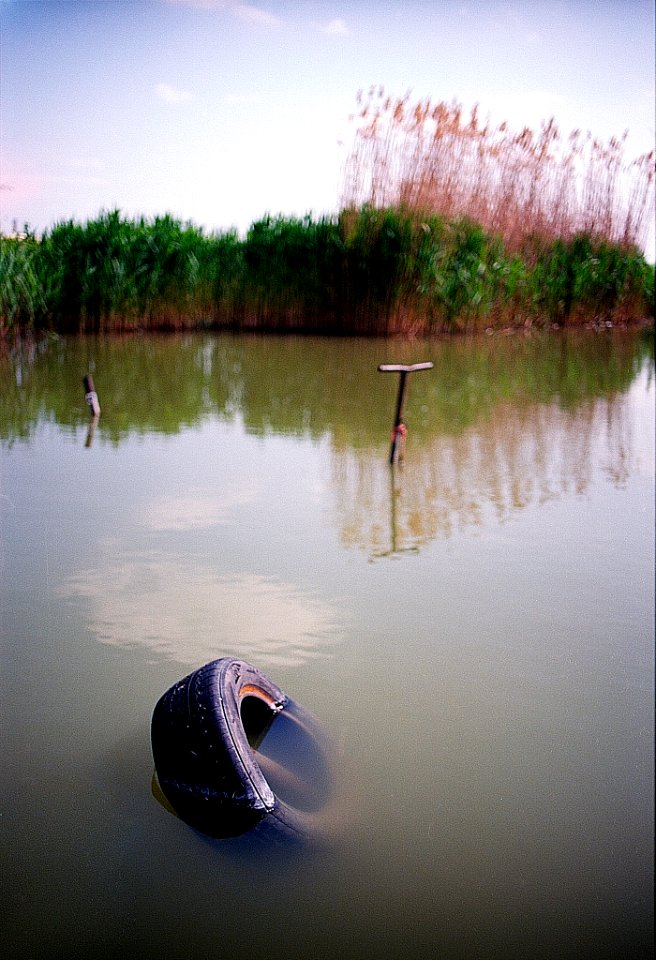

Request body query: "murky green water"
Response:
[1, 330, 653, 959]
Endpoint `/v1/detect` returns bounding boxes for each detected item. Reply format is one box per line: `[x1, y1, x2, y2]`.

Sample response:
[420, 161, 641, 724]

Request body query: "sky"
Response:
[1, 0, 654, 257]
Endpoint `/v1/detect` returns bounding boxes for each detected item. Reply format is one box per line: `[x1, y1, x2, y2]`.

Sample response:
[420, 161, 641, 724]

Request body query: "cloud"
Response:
[155, 82, 193, 104]
[165, 0, 230, 8]
[234, 3, 280, 27]
[322, 18, 349, 35]
[164, 0, 280, 27]
[164, 0, 279, 26]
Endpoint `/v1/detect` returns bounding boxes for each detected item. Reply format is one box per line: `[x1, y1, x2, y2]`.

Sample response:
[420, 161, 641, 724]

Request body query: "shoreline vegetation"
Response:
[1, 93, 654, 338]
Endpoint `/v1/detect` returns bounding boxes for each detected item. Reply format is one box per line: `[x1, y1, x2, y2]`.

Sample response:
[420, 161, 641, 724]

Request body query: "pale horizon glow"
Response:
[1, 0, 654, 258]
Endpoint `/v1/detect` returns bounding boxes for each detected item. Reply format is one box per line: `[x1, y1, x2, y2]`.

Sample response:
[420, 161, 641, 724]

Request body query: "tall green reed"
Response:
[1, 207, 653, 336]
[0, 232, 45, 330]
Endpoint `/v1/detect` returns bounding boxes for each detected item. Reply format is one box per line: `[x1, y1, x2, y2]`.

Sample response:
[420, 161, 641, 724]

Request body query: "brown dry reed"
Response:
[342, 87, 655, 256]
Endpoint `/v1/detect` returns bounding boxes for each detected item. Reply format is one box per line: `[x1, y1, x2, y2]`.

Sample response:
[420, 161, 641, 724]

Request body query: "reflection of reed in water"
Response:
[332, 391, 638, 554]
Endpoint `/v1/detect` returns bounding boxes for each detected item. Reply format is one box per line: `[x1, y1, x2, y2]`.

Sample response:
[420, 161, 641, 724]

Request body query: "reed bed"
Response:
[1, 207, 652, 336]
[1, 101, 654, 339]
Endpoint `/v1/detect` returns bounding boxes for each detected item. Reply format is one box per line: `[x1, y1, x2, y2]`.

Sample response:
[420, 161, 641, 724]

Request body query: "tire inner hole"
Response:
[241, 696, 329, 812]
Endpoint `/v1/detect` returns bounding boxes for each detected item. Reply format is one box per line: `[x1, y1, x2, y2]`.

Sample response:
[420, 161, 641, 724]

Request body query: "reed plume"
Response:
[342, 87, 655, 255]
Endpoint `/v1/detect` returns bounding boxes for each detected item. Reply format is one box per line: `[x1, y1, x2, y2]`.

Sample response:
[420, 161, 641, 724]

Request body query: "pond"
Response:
[1, 329, 653, 960]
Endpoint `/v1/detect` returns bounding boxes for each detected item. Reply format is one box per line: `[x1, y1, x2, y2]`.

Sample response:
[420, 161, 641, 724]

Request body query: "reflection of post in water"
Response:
[377, 363, 433, 464]
[370, 463, 420, 561]
[85, 416, 99, 448]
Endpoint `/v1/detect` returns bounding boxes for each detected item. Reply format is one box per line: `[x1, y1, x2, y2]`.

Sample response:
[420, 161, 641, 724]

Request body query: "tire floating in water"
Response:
[151, 657, 333, 841]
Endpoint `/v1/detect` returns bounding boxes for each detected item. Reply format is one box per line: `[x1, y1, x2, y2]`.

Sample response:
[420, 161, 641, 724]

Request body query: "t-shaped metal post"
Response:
[377, 362, 433, 464]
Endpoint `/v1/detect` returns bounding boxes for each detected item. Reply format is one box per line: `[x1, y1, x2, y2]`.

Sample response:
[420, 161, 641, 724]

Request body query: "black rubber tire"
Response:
[151, 658, 331, 841]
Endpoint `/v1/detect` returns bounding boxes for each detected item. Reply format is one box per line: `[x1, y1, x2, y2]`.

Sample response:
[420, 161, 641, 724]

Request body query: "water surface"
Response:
[1, 330, 653, 959]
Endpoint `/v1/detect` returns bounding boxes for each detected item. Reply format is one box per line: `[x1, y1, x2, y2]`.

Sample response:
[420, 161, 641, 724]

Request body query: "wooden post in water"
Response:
[377, 362, 433, 464]
[83, 374, 101, 418]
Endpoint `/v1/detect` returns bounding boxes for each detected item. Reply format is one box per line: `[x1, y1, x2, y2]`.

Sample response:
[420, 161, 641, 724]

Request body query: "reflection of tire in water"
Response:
[151, 658, 333, 842]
